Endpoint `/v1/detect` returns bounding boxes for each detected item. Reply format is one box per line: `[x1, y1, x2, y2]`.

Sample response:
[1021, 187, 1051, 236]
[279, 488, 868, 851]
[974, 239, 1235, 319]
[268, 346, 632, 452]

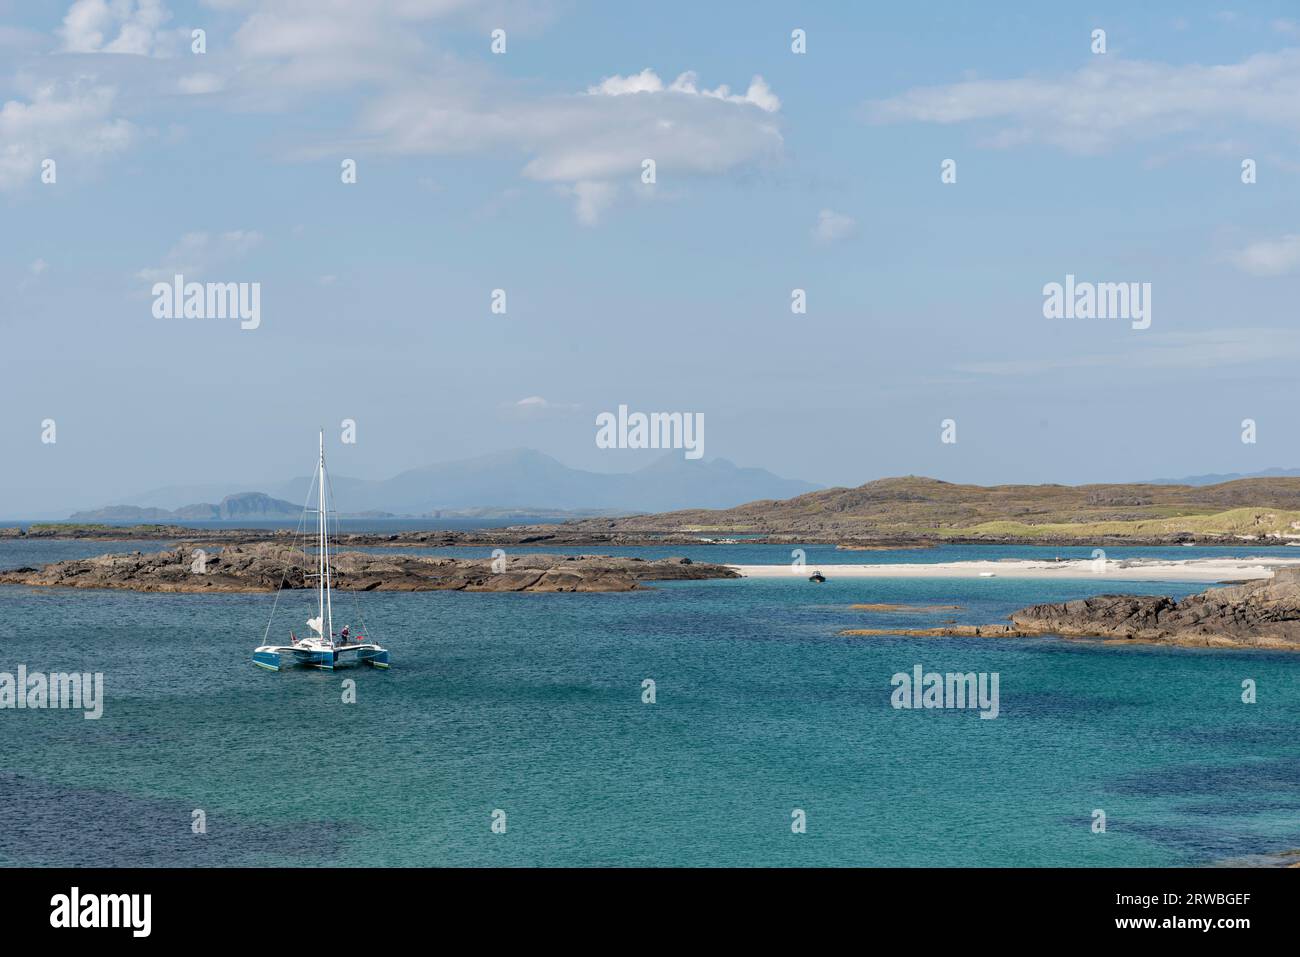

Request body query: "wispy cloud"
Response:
[136, 230, 263, 282]
[867, 49, 1300, 153]
[347, 66, 782, 224]
[0, 80, 135, 190]
[1229, 234, 1300, 276]
[812, 209, 856, 244]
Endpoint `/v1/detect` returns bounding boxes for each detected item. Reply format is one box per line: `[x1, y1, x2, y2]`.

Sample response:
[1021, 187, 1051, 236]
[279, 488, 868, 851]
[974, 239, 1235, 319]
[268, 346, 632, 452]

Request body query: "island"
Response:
[0, 544, 739, 593]
[560, 475, 1300, 546]
[11, 474, 1300, 548]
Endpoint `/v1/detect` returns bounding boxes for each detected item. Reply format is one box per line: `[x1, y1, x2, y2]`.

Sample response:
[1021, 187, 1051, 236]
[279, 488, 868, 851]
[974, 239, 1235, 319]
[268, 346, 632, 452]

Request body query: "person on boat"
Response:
[341, 626, 351, 644]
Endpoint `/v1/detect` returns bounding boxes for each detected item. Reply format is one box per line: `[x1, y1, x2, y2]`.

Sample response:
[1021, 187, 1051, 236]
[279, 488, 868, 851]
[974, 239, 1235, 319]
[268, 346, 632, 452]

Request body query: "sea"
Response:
[1, 532, 1297, 867]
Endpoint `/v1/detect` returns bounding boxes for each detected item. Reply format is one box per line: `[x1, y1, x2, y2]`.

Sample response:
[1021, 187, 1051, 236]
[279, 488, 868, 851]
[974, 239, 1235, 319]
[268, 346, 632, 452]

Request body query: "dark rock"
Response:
[841, 568, 1300, 650]
[0, 543, 739, 594]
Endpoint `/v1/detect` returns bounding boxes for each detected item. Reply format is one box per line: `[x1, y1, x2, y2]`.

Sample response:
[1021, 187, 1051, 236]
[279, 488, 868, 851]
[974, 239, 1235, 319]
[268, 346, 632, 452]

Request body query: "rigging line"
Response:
[260, 462, 318, 647]
[323, 461, 377, 646]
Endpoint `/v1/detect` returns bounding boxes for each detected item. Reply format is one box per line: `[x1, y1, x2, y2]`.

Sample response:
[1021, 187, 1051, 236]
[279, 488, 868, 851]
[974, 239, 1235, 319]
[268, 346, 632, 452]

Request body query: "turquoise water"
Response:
[1, 546, 1297, 867]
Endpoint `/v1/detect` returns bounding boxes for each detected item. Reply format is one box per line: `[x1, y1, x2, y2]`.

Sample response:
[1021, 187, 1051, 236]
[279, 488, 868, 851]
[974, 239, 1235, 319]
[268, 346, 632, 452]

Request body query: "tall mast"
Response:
[324, 434, 334, 644]
[318, 430, 325, 642]
[318, 429, 334, 645]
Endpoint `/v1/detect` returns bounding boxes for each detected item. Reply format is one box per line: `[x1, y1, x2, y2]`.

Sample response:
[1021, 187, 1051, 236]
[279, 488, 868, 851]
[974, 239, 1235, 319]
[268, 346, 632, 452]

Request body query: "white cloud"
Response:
[0, 81, 135, 190]
[867, 49, 1300, 153]
[353, 68, 782, 221]
[177, 73, 226, 95]
[137, 230, 264, 282]
[1273, 19, 1299, 35]
[33, 6, 781, 223]
[812, 209, 856, 244]
[588, 68, 663, 96]
[1229, 234, 1300, 276]
[569, 181, 615, 226]
[59, 0, 175, 57]
[588, 69, 780, 113]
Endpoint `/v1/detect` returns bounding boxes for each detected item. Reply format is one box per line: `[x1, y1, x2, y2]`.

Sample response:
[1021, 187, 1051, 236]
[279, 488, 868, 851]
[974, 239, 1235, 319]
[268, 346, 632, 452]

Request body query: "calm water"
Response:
[1, 544, 1297, 867]
[0, 517, 567, 533]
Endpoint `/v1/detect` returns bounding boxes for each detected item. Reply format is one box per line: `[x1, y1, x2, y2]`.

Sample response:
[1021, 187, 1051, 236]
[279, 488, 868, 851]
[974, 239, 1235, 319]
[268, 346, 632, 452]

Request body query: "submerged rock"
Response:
[0, 544, 739, 594]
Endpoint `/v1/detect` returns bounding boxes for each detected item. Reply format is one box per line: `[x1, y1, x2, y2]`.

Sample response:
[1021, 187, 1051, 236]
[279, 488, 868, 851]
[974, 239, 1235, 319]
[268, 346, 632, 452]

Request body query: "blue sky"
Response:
[2, 1, 1300, 515]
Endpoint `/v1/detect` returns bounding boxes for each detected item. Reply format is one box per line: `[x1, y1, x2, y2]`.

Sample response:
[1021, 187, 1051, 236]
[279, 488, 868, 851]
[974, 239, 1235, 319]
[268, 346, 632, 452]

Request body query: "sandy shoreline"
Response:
[728, 557, 1300, 583]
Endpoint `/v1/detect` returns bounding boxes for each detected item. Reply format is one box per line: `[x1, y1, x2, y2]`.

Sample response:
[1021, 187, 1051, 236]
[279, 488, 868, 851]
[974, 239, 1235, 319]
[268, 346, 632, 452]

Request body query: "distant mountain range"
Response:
[69, 450, 821, 520]
[1144, 467, 1300, 486]
[71, 492, 323, 522]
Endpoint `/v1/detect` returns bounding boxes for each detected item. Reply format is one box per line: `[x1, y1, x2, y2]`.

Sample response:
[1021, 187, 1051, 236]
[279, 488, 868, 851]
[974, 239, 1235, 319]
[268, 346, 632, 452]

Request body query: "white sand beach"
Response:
[729, 557, 1300, 584]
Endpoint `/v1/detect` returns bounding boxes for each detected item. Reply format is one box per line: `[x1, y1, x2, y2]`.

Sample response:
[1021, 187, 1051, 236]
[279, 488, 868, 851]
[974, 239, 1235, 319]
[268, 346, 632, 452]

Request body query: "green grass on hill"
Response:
[941, 507, 1300, 539]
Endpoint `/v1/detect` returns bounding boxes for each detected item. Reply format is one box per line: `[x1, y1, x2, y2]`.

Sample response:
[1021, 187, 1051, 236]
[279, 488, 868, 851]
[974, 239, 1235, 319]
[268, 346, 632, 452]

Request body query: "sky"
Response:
[2, 0, 1300, 516]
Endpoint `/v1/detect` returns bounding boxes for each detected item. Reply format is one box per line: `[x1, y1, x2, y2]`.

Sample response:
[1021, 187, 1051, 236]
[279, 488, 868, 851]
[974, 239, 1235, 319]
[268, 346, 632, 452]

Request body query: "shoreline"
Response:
[10, 524, 1300, 551]
[729, 557, 1300, 583]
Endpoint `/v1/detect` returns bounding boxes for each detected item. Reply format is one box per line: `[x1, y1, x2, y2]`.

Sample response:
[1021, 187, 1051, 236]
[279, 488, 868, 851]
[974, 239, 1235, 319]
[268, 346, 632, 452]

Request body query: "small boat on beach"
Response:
[252, 431, 389, 672]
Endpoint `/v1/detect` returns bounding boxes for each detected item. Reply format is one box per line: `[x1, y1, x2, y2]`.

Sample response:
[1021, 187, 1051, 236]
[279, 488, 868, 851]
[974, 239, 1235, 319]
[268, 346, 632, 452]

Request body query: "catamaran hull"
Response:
[252, 645, 389, 671]
[252, 650, 283, 671]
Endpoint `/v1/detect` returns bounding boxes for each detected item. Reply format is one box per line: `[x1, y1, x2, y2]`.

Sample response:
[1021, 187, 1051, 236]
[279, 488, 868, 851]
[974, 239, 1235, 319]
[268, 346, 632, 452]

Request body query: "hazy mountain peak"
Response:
[79, 449, 820, 518]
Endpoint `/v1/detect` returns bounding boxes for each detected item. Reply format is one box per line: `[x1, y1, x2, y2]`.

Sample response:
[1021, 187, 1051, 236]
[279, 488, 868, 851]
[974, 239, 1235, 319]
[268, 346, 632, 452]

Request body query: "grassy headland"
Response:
[561, 476, 1300, 545]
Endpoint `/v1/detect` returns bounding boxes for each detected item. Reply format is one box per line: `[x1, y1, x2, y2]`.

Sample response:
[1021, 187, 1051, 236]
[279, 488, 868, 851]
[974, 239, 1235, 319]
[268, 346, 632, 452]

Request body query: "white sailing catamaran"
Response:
[253, 431, 390, 672]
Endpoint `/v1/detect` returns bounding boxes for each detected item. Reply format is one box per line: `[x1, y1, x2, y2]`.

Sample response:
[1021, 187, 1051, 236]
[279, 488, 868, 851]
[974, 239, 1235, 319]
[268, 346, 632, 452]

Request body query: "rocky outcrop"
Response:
[1007, 569, 1300, 647]
[16, 524, 205, 539]
[8, 524, 747, 547]
[841, 568, 1300, 650]
[0, 544, 739, 593]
